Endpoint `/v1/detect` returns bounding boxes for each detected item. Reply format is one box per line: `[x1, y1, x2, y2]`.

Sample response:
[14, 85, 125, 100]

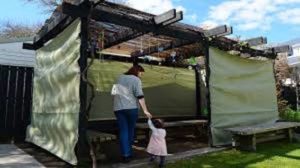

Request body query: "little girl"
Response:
[147, 118, 167, 168]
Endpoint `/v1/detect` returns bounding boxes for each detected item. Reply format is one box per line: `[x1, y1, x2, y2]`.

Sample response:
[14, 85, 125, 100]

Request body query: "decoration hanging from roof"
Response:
[188, 56, 197, 66]
[144, 55, 152, 62]
[158, 46, 164, 52]
[97, 30, 105, 62]
[171, 51, 177, 63]
[140, 36, 144, 54]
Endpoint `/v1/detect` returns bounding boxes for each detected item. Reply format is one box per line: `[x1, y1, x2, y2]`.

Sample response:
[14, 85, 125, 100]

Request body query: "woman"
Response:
[112, 65, 152, 162]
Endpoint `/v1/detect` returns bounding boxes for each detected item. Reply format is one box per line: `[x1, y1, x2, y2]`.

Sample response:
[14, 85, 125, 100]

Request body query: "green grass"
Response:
[167, 140, 300, 168]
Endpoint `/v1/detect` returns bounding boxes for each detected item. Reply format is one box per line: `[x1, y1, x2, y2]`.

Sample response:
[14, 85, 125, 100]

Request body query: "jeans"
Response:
[114, 109, 138, 157]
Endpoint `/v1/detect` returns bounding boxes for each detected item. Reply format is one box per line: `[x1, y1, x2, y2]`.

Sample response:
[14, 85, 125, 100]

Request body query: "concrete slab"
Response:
[0, 144, 45, 168]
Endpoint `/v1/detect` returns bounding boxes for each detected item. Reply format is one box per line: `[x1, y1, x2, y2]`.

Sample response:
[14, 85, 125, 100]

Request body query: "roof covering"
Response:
[24, 0, 278, 61]
[0, 38, 35, 67]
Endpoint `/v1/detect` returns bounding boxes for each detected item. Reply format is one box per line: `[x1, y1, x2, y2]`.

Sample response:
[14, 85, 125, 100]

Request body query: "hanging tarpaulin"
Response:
[26, 19, 81, 165]
[209, 47, 278, 146]
[87, 60, 197, 120]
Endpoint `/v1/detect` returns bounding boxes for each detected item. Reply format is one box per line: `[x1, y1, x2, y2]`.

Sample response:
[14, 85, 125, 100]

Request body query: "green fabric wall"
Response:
[87, 60, 200, 120]
[209, 47, 278, 146]
[26, 19, 81, 165]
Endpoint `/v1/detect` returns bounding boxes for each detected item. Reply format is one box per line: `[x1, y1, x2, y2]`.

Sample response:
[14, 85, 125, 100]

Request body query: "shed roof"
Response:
[0, 38, 35, 67]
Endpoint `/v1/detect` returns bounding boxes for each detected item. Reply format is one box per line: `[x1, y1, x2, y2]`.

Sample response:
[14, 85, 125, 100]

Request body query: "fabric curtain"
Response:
[87, 60, 199, 120]
[26, 19, 81, 165]
[209, 47, 278, 146]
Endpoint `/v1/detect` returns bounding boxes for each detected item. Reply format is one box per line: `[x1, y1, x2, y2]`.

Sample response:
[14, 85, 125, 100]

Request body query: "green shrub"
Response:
[282, 107, 300, 122]
[295, 112, 300, 122]
[289, 111, 296, 121]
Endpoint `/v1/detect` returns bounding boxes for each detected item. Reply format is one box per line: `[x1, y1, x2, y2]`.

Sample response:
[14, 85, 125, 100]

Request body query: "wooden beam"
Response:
[264, 45, 292, 54]
[204, 25, 232, 37]
[162, 11, 183, 26]
[34, 11, 67, 44]
[89, 21, 146, 49]
[106, 31, 144, 49]
[131, 39, 193, 57]
[243, 37, 267, 46]
[22, 43, 38, 50]
[195, 66, 202, 117]
[62, 0, 92, 18]
[22, 0, 88, 50]
[273, 45, 292, 53]
[23, 16, 74, 50]
[77, 13, 92, 165]
[210, 37, 276, 59]
[91, 5, 203, 42]
[154, 9, 176, 25]
[217, 26, 233, 37]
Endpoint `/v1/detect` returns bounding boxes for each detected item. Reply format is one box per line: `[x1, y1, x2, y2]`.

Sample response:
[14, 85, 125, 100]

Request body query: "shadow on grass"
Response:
[167, 140, 300, 168]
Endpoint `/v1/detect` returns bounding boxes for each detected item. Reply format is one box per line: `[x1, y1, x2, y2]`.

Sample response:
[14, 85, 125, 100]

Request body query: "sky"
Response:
[1, 0, 300, 43]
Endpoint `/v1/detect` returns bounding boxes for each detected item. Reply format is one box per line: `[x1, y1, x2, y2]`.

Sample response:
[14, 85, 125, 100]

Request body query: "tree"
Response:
[21, 0, 85, 13]
[22, 0, 128, 13]
[0, 0, 126, 38]
[274, 53, 292, 114]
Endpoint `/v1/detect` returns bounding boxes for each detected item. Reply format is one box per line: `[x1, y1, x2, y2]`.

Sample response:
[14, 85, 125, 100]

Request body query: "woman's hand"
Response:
[144, 111, 152, 119]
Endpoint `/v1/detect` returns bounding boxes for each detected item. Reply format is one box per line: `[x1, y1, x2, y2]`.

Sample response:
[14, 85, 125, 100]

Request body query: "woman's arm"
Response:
[139, 98, 152, 118]
[133, 78, 152, 118]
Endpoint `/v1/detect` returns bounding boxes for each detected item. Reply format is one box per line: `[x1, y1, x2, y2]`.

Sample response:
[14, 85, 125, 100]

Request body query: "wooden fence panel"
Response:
[0, 65, 33, 139]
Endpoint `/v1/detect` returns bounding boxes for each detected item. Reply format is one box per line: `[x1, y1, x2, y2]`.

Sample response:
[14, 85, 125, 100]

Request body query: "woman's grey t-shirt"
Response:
[113, 74, 144, 111]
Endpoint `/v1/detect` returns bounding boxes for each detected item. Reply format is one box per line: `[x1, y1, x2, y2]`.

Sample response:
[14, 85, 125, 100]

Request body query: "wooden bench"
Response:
[87, 130, 117, 160]
[225, 121, 300, 151]
[136, 119, 208, 140]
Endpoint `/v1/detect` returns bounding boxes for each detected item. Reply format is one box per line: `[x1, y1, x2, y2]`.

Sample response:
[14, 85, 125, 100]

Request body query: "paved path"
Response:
[0, 144, 45, 168]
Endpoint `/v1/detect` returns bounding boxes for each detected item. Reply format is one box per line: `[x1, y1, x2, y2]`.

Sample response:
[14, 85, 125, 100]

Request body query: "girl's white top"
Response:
[146, 119, 168, 156]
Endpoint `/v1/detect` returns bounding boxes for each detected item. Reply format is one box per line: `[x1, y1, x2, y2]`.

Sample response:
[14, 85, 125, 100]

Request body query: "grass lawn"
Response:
[167, 140, 300, 168]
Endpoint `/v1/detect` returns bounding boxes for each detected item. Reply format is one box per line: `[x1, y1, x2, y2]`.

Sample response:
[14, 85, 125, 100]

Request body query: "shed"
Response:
[0, 37, 35, 140]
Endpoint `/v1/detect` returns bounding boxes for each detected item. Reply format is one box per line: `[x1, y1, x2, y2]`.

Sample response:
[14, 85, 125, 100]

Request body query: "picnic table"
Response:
[225, 121, 300, 151]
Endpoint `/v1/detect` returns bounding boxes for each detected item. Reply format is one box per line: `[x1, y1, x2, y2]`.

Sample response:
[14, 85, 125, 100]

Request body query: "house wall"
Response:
[293, 44, 300, 57]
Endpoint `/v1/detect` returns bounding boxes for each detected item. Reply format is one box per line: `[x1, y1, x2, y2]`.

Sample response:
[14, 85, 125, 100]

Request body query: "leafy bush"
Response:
[283, 107, 300, 122]
[295, 112, 300, 122]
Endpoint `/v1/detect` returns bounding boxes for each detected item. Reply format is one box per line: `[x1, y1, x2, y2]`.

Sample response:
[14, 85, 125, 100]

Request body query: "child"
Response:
[147, 118, 167, 168]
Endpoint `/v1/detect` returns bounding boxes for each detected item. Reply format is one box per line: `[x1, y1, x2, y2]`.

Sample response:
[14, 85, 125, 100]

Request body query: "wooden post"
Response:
[238, 135, 256, 151]
[195, 61, 202, 118]
[287, 128, 293, 142]
[295, 67, 299, 111]
[203, 39, 213, 146]
[77, 8, 92, 166]
[132, 56, 138, 66]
